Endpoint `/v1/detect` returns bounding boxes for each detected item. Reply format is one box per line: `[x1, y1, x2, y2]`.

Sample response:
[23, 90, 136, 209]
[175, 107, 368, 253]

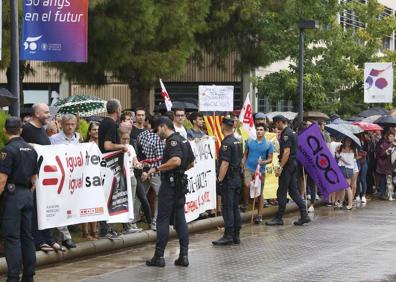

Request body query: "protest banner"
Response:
[185, 138, 217, 223]
[102, 151, 134, 223]
[263, 132, 280, 199]
[198, 85, 234, 112]
[297, 124, 349, 197]
[21, 0, 88, 62]
[364, 62, 393, 103]
[34, 143, 108, 230]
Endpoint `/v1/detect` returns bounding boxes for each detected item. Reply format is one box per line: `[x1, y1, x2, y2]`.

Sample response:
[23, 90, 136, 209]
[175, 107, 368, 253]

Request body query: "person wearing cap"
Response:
[0, 117, 39, 282]
[266, 115, 311, 226]
[255, 112, 267, 125]
[145, 117, 195, 267]
[212, 117, 243, 246]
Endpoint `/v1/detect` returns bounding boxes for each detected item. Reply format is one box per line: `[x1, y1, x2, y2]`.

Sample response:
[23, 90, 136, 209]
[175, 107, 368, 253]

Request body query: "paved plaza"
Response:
[24, 200, 396, 281]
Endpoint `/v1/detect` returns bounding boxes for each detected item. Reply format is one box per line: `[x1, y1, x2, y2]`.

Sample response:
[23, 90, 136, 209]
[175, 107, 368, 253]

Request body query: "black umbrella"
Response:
[374, 115, 396, 127]
[358, 108, 390, 118]
[0, 88, 17, 108]
[155, 100, 198, 112]
[346, 116, 364, 122]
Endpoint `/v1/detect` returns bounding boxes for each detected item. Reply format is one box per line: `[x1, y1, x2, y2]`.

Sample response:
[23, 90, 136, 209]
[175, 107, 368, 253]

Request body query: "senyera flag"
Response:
[21, 0, 88, 62]
[239, 95, 256, 139]
[297, 124, 348, 198]
[204, 115, 224, 158]
[159, 79, 173, 111]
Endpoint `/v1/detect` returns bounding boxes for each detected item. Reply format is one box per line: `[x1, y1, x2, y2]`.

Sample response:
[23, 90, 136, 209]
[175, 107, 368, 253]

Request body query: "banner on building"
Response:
[364, 63, 393, 103]
[102, 151, 134, 224]
[35, 143, 108, 230]
[297, 124, 349, 197]
[21, 0, 88, 62]
[199, 85, 234, 112]
[185, 138, 217, 223]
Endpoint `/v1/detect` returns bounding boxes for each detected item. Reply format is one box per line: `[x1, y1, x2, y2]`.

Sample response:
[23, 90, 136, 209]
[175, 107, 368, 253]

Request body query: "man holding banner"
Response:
[266, 115, 310, 226]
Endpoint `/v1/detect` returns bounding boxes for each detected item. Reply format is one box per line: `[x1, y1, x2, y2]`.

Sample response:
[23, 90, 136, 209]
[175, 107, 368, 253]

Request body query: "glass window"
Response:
[23, 90, 49, 104]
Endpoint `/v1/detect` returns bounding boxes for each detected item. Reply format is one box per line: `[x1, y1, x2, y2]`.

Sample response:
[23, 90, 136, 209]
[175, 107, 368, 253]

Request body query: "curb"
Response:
[0, 203, 304, 274]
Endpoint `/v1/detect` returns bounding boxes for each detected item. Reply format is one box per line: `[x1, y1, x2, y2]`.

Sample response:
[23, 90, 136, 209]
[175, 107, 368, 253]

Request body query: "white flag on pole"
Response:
[239, 95, 256, 139]
[250, 162, 262, 198]
[160, 79, 173, 111]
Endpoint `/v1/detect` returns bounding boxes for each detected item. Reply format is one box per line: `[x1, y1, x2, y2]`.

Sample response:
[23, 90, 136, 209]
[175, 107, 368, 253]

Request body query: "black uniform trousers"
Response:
[221, 176, 241, 232]
[276, 165, 307, 219]
[1, 187, 36, 281]
[156, 180, 188, 251]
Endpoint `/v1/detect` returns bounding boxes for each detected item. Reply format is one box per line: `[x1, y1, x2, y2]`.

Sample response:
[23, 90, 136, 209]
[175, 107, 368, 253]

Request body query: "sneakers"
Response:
[361, 196, 367, 203]
[150, 222, 157, 231]
[315, 194, 320, 201]
[307, 205, 315, 213]
[254, 215, 262, 225]
[123, 223, 142, 234]
[105, 230, 121, 240]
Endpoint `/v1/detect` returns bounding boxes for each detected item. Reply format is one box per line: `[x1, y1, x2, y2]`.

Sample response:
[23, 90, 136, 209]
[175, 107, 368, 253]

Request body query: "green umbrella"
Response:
[55, 95, 107, 117]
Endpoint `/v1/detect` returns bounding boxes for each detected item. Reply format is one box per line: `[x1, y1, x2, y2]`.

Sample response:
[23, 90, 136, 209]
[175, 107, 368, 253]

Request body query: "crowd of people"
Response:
[1, 98, 395, 278]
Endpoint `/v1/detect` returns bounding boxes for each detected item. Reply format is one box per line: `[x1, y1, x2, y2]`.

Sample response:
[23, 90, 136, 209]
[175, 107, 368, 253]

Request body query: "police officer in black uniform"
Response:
[212, 117, 243, 246]
[0, 117, 38, 282]
[266, 115, 310, 226]
[145, 117, 195, 267]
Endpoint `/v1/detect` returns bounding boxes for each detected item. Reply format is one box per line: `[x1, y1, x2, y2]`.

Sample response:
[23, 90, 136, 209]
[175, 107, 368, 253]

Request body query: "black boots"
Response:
[233, 229, 240, 244]
[174, 246, 189, 267]
[146, 247, 165, 267]
[293, 213, 311, 226]
[212, 228, 234, 246]
[265, 217, 284, 226]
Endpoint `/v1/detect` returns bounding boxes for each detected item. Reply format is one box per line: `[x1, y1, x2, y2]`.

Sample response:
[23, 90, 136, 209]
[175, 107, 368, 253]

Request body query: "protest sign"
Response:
[21, 0, 88, 62]
[199, 85, 234, 112]
[297, 124, 348, 197]
[364, 62, 393, 103]
[102, 151, 134, 223]
[263, 132, 280, 199]
[185, 138, 217, 223]
[35, 143, 108, 230]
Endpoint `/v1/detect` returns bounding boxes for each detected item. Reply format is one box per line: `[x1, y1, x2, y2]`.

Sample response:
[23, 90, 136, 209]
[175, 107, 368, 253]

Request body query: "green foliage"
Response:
[51, 0, 210, 93]
[256, 0, 396, 116]
[79, 119, 89, 142]
[0, 111, 9, 150]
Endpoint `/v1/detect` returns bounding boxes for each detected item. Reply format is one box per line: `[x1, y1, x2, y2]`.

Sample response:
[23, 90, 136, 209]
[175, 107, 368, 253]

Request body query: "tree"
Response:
[52, 0, 210, 108]
[255, 0, 396, 116]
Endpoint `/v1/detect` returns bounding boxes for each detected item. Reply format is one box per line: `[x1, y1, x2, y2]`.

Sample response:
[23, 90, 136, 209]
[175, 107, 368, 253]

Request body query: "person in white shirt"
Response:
[119, 127, 145, 234]
[49, 114, 79, 249]
[173, 108, 187, 139]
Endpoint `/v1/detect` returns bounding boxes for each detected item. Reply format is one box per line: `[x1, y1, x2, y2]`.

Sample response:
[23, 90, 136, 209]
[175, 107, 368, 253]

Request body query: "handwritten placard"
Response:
[199, 85, 234, 112]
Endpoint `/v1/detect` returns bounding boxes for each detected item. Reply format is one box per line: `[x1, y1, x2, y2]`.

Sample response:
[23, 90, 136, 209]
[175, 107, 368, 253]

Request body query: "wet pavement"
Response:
[22, 200, 396, 281]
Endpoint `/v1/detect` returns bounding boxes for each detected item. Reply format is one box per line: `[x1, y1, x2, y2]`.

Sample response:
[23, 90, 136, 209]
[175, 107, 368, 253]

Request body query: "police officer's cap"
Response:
[272, 115, 288, 123]
[153, 116, 174, 133]
[5, 117, 22, 131]
[222, 117, 234, 127]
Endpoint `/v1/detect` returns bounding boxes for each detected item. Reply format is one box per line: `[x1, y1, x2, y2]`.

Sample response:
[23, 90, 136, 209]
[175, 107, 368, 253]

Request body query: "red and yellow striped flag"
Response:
[204, 115, 224, 158]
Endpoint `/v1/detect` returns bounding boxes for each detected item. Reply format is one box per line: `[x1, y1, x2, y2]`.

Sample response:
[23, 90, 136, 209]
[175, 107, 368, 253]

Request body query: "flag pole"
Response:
[303, 166, 308, 213]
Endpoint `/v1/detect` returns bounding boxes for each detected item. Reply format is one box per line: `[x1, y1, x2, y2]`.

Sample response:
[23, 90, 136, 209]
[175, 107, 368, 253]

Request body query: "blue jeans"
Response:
[379, 174, 387, 197]
[358, 161, 368, 197]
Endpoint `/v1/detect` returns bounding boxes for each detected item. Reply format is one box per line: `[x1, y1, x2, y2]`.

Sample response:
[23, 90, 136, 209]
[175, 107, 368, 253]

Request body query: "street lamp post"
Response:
[9, 0, 20, 117]
[297, 20, 318, 124]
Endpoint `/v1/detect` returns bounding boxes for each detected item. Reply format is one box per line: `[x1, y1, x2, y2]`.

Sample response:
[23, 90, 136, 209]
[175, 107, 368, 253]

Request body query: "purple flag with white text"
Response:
[297, 124, 348, 197]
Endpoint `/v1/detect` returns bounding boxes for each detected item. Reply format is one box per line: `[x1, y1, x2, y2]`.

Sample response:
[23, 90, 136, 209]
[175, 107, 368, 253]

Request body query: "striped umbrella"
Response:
[55, 95, 107, 117]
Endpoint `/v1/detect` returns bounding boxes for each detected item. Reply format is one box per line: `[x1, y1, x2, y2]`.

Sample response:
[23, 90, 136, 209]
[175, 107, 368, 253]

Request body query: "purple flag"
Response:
[297, 124, 348, 197]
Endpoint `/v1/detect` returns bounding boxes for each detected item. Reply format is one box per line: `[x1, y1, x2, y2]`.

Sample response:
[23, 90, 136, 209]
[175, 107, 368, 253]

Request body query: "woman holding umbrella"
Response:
[335, 137, 356, 210]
